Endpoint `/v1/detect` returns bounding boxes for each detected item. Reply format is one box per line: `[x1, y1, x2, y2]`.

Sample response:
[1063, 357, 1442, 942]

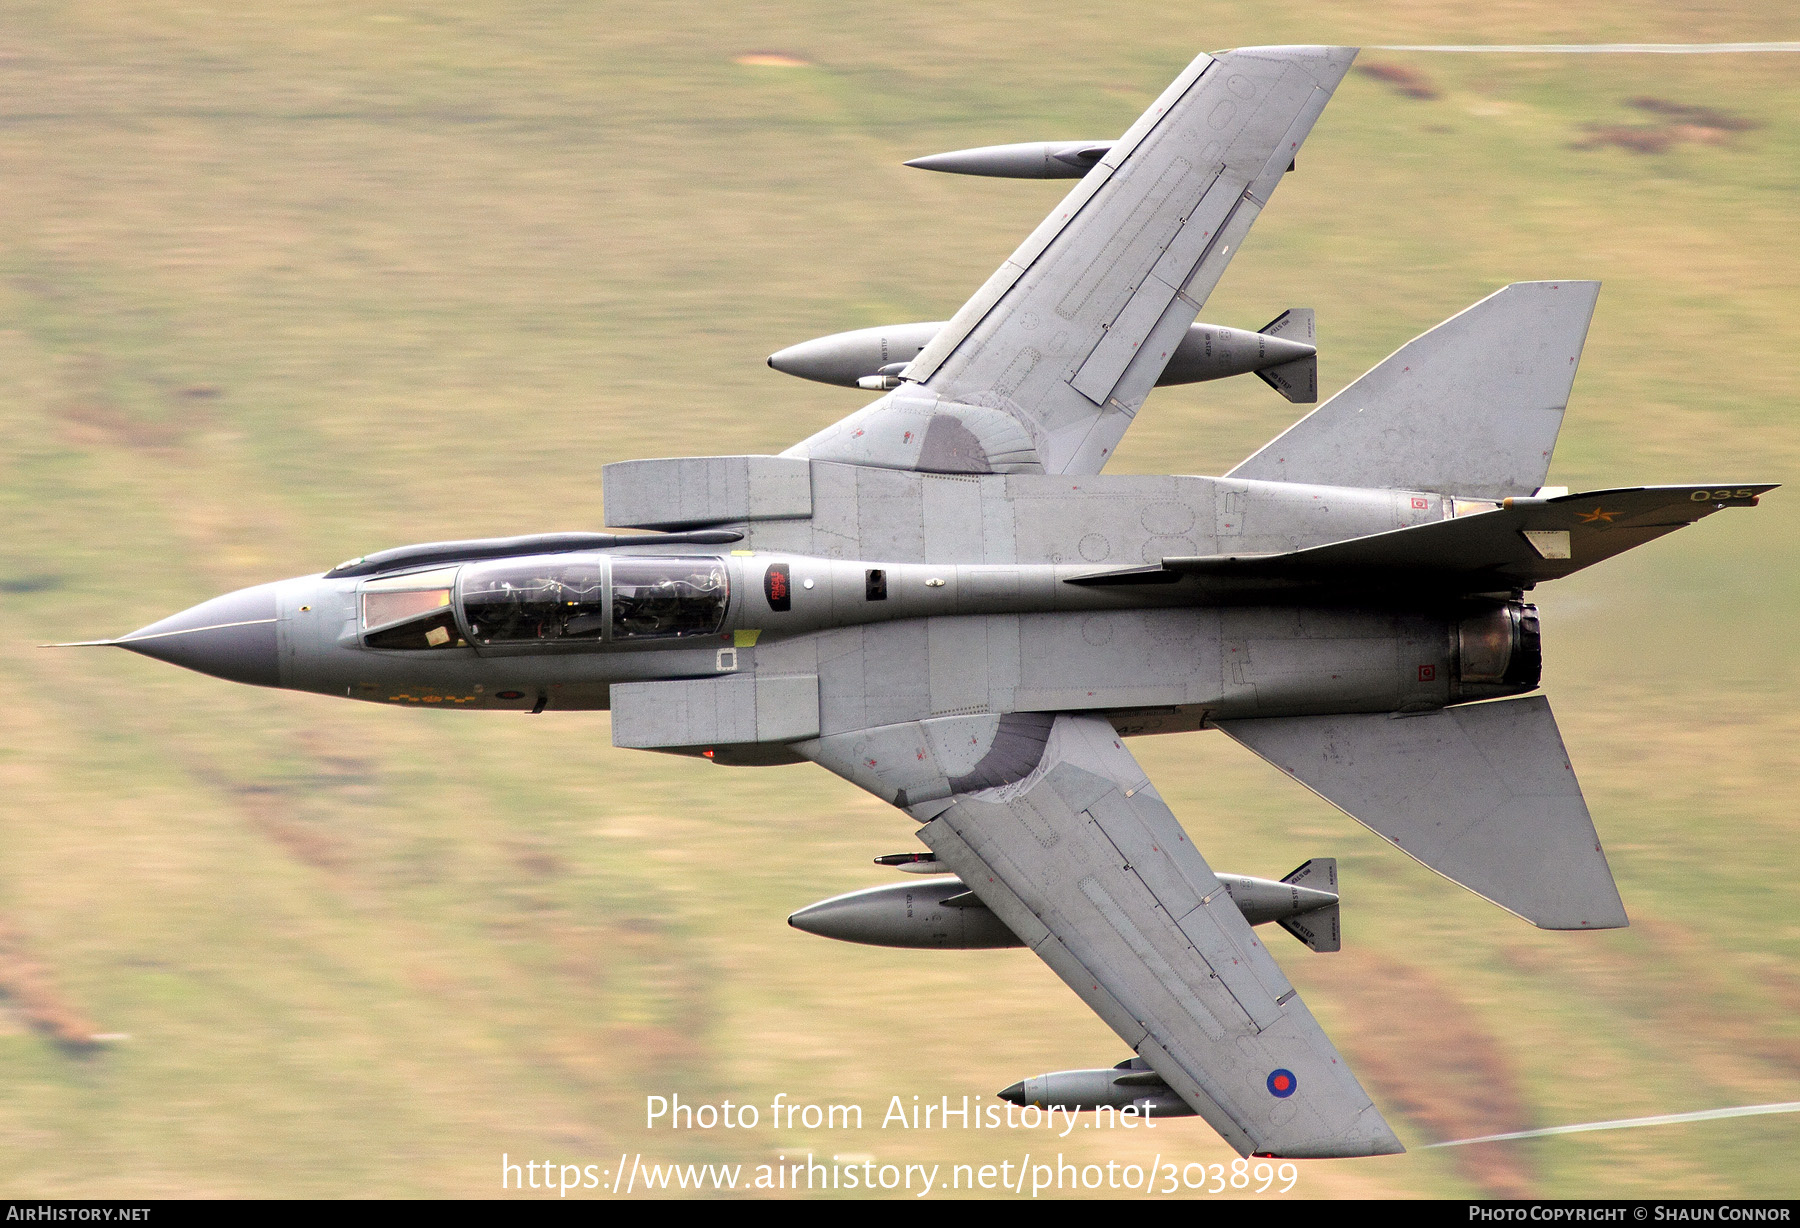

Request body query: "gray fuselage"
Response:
[124, 466, 1539, 750]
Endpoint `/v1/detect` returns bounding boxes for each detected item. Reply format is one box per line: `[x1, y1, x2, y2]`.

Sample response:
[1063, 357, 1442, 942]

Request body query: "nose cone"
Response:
[118, 581, 283, 687]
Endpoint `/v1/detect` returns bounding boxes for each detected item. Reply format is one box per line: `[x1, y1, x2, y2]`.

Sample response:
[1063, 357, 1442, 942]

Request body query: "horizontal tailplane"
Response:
[1228, 281, 1600, 499]
[1218, 696, 1628, 930]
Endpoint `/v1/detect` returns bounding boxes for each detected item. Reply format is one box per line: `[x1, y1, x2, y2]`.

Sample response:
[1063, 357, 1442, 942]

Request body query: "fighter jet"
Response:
[63, 45, 1771, 1159]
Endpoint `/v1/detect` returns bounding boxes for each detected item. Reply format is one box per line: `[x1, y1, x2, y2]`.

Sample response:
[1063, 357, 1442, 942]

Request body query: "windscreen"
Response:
[359, 567, 466, 651]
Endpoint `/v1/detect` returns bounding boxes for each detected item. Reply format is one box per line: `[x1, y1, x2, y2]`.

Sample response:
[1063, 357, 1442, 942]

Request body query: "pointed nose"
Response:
[118, 581, 283, 687]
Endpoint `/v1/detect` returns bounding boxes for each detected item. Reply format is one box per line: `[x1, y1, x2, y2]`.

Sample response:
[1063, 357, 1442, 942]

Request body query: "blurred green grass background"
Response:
[1, 0, 1797, 1198]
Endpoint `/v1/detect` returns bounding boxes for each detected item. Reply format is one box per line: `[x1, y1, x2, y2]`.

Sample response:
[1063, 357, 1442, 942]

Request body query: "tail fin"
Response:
[1278, 858, 1340, 952]
[1228, 282, 1600, 500]
[1254, 309, 1317, 404]
[1219, 696, 1628, 931]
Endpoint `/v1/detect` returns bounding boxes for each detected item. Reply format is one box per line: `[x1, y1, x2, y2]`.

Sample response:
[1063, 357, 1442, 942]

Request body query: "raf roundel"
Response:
[1267, 1069, 1298, 1098]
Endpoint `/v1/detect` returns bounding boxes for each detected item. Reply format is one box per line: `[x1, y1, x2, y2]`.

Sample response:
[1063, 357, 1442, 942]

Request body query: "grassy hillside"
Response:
[1, 0, 1797, 1198]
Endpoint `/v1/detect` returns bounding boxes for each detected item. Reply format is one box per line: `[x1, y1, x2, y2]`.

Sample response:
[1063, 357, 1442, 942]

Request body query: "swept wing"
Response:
[784, 45, 1357, 477]
[798, 711, 1403, 1158]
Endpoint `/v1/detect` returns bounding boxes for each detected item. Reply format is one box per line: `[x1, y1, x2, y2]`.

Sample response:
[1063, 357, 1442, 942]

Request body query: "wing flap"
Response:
[1068, 162, 1234, 404]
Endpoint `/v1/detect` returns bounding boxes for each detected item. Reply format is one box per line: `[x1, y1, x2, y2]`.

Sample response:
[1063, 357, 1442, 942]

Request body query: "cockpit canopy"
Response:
[608, 556, 728, 640]
[461, 558, 607, 644]
[356, 555, 729, 650]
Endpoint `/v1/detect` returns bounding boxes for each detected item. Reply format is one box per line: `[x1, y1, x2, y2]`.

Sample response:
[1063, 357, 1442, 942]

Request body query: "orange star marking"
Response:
[1577, 506, 1618, 524]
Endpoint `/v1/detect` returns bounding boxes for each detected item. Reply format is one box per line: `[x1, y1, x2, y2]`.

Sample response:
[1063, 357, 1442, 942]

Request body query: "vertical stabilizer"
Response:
[1228, 282, 1600, 499]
